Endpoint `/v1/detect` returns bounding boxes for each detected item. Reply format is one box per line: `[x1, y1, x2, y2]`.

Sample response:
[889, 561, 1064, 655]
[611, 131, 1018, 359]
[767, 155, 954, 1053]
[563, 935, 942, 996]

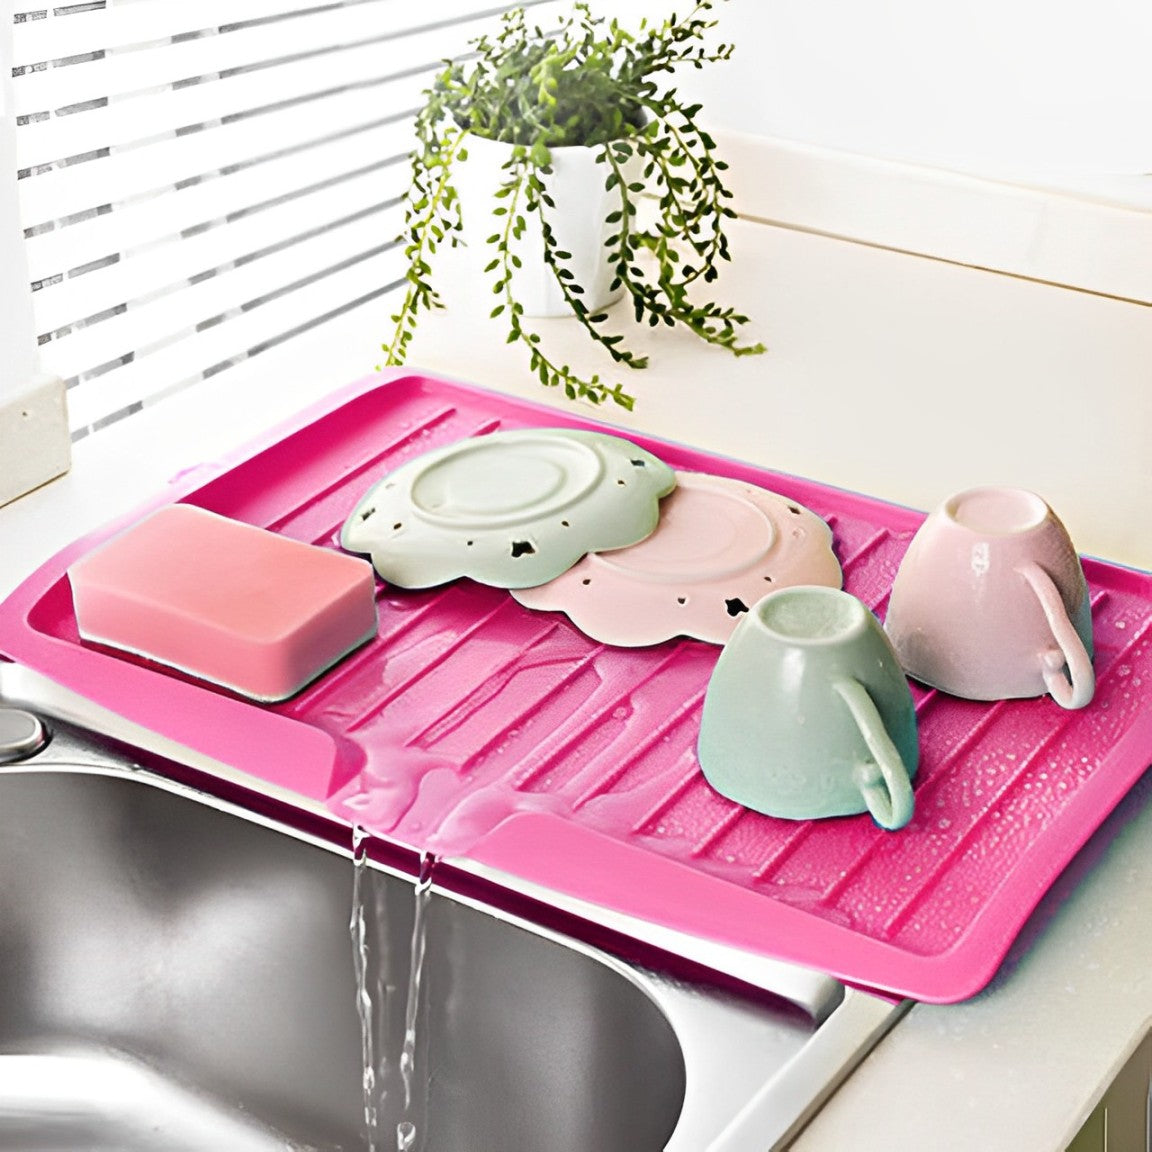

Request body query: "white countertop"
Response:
[3, 217, 1151, 1149]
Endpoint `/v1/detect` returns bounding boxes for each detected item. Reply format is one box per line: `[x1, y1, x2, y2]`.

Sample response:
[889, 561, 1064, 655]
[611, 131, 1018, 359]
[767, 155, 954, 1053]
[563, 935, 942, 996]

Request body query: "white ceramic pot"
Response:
[450, 131, 630, 318]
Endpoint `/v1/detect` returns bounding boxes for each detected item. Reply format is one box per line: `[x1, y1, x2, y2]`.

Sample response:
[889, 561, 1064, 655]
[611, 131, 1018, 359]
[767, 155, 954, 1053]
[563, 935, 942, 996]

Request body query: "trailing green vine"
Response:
[384, 1, 763, 409]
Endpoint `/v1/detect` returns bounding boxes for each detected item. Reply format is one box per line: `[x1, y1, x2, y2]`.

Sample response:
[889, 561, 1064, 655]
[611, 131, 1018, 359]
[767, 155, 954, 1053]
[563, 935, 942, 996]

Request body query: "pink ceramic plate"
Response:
[511, 470, 843, 645]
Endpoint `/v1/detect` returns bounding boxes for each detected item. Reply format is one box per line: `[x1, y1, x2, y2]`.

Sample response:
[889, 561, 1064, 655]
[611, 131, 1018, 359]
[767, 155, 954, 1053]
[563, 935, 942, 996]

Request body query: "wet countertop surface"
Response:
[3, 219, 1150, 1148]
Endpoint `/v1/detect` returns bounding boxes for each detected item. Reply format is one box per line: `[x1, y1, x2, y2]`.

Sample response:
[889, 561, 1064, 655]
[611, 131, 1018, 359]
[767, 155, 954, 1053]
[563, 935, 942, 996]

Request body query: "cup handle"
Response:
[1017, 561, 1095, 710]
[833, 677, 915, 831]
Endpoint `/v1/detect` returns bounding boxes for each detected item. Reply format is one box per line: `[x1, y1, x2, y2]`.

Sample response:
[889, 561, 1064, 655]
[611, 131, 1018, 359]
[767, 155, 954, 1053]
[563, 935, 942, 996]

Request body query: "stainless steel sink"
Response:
[0, 665, 907, 1151]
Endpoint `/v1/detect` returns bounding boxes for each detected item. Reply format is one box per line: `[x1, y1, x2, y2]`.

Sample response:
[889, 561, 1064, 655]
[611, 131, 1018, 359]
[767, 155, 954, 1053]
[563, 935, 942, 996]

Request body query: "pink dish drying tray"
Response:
[3, 370, 1152, 1005]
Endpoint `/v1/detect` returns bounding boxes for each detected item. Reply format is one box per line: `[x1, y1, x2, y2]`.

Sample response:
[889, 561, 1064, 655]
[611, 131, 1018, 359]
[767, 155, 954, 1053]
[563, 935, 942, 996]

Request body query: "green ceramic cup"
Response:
[697, 586, 919, 830]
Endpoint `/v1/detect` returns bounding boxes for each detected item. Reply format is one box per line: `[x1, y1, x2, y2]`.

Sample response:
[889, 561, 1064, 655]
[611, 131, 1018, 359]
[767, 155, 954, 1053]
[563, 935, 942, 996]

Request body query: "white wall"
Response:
[603, 0, 1152, 177]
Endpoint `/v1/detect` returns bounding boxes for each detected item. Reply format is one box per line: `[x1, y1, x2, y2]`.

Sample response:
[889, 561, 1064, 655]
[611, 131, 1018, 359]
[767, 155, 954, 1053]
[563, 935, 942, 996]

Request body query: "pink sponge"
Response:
[69, 504, 378, 701]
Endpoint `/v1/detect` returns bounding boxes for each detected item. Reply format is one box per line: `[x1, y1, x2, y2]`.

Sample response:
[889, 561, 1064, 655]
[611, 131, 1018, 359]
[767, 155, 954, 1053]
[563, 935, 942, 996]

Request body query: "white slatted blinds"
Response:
[10, 0, 547, 440]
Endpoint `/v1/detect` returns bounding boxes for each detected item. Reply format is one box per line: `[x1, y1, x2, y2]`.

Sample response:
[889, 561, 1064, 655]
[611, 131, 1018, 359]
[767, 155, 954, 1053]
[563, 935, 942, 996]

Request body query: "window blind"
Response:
[10, 0, 552, 440]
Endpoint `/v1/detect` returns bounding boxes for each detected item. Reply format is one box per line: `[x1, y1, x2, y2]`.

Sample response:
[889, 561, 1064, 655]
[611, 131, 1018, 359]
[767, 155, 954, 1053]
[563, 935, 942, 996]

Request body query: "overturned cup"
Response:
[698, 586, 920, 831]
[884, 487, 1094, 710]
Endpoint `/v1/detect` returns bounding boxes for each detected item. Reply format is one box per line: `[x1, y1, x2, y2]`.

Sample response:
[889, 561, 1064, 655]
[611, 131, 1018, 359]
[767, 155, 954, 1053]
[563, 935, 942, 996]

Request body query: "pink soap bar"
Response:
[69, 504, 378, 701]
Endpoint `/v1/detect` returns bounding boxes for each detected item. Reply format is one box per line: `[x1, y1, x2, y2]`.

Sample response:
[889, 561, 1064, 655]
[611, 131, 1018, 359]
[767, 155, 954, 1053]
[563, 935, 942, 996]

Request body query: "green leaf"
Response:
[387, 0, 760, 414]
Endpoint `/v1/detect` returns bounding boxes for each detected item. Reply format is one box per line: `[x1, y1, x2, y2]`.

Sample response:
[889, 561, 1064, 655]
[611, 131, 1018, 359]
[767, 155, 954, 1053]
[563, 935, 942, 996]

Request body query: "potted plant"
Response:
[383, 0, 763, 410]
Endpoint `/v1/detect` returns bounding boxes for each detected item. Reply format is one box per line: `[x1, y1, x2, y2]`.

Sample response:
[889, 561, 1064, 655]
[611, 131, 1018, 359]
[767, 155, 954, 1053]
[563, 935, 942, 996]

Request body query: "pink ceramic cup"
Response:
[884, 487, 1095, 709]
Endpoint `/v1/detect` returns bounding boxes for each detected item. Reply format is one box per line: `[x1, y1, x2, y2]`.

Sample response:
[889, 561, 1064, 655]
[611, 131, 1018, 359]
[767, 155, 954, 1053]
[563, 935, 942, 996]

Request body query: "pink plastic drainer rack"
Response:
[3, 371, 1151, 1004]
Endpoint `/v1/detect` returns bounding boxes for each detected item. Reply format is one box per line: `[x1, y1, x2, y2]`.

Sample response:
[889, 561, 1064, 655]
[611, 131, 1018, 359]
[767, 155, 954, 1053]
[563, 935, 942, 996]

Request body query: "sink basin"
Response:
[0, 768, 692, 1152]
[0, 667, 906, 1150]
